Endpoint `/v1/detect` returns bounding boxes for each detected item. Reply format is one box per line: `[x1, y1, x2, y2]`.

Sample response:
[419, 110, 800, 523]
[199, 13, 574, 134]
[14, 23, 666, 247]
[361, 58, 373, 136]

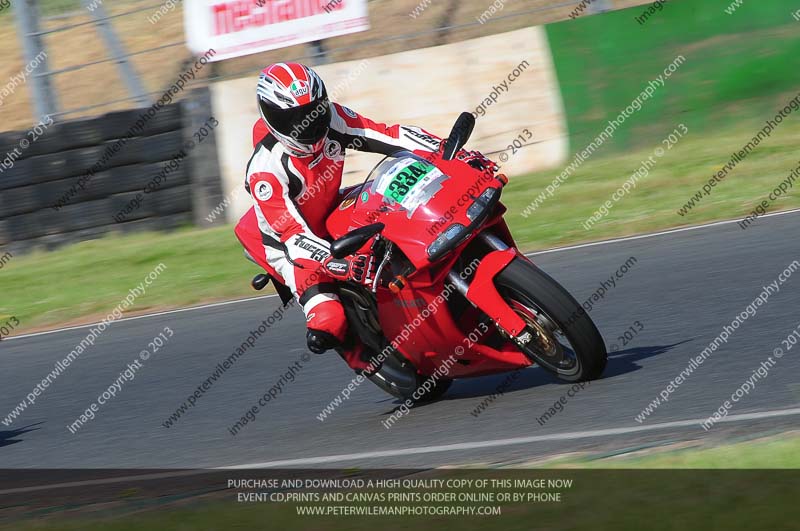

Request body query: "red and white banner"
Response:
[184, 0, 370, 61]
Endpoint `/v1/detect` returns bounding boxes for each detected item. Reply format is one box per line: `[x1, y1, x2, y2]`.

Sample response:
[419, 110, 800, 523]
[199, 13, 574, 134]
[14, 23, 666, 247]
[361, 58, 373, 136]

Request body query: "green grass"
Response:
[2, 112, 799, 333]
[550, 433, 800, 469]
[501, 109, 800, 248]
[3, 434, 799, 530]
[0, 227, 263, 332]
[546, 0, 800, 152]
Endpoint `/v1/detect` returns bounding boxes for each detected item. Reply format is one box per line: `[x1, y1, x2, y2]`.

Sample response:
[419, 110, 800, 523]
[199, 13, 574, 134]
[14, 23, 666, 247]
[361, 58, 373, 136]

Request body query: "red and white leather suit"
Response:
[242, 103, 441, 358]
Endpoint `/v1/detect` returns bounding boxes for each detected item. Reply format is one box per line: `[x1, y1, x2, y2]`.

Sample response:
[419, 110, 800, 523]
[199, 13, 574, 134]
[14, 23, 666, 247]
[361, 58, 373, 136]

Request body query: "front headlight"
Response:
[427, 223, 466, 260]
[466, 187, 498, 221]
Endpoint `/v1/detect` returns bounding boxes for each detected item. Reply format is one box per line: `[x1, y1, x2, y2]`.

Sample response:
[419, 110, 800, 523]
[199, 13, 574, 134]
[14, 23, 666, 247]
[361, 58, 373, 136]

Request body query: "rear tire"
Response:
[494, 257, 607, 381]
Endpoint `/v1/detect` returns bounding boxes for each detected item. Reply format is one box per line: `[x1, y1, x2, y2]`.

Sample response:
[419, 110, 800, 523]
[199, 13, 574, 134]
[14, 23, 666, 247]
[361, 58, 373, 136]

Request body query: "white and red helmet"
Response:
[256, 63, 330, 157]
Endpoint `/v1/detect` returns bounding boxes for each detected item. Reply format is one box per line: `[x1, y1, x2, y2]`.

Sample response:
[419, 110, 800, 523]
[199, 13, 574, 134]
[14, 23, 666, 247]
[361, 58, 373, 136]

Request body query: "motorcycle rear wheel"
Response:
[494, 257, 607, 382]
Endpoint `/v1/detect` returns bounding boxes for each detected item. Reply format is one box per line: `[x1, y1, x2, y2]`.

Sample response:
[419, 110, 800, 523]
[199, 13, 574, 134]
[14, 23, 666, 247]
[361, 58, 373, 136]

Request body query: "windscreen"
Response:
[368, 153, 449, 215]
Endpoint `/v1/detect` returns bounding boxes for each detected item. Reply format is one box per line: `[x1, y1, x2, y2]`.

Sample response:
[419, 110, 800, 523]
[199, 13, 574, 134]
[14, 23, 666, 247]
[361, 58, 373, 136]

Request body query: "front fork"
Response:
[446, 233, 533, 347]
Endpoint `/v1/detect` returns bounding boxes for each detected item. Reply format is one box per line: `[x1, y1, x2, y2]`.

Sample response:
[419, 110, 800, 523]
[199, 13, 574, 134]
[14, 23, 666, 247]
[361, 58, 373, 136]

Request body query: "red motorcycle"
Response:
[237, 113, 607, 401]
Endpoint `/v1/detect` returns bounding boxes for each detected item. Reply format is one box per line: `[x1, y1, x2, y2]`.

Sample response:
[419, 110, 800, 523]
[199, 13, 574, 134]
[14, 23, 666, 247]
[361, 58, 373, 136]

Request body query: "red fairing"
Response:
[376, 278, 533, 378]
[466, 248, 527, 336]
[326, 154, 504, 271]
[324, 146, 539, 377]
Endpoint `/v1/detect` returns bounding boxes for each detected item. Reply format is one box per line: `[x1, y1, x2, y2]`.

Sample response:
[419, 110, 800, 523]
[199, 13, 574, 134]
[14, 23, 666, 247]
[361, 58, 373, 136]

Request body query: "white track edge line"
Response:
[221, 406, 800, 469]
[527, 207, 800, 256]
[0, 406, 797, 494]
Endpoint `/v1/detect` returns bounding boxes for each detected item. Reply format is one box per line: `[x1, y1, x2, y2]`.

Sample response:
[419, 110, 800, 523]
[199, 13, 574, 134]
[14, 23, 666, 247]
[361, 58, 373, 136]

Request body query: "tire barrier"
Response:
[0, 102, 203, 254]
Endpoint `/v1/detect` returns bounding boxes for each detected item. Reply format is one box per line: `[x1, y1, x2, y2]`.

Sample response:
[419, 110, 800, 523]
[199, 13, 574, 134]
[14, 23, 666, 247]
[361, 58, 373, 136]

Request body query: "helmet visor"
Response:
[260, 98, 331, 145]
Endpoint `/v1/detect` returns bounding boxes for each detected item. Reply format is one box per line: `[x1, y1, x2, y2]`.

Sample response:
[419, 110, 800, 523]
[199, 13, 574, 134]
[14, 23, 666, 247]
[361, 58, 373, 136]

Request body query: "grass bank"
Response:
[546, 0, 800, 152]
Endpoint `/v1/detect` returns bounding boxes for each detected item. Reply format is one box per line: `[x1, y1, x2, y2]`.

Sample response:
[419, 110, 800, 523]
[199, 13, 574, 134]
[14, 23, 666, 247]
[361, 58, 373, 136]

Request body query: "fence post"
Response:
[309, 40, 329, 65]
[14, 0, 59, 120]
[81, 0, 150, 106]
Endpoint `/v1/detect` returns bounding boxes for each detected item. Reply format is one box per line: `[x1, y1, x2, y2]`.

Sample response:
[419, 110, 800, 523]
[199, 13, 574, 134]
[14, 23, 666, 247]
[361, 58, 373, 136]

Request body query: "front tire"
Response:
[494, 257, 607, 381]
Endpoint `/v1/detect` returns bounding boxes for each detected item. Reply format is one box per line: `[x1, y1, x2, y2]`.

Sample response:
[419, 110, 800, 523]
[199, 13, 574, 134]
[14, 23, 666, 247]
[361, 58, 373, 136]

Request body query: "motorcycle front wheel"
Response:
[494, 257, 607, 382]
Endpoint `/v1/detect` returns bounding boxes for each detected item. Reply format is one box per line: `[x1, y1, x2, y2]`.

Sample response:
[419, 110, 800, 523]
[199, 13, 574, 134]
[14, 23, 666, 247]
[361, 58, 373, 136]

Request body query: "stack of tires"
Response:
[0, 104, 192, 253]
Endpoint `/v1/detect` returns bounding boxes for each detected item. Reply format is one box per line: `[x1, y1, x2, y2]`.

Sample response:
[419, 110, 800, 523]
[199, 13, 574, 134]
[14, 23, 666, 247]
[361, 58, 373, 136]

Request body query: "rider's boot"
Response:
[306, 329, 378, 374]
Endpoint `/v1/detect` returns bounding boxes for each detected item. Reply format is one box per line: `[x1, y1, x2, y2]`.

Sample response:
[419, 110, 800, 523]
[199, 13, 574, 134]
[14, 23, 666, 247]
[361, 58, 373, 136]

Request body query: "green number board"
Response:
[384, 161, 435, 204]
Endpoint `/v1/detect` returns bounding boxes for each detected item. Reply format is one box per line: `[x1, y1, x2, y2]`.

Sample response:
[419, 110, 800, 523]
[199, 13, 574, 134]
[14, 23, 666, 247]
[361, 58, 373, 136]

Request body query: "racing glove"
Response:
[323, 254, 375, 284]
[457, 149, 499, 173]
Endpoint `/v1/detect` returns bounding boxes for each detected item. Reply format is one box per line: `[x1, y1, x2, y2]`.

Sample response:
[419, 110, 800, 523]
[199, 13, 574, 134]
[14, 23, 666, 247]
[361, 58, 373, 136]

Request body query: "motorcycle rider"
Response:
[240, 62, 496, 372]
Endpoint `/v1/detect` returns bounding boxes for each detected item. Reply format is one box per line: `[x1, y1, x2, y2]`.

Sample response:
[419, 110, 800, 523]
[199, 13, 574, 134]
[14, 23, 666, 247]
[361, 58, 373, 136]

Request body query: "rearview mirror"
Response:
[441, 112, 476, 161]
[330, 223, 385, 259]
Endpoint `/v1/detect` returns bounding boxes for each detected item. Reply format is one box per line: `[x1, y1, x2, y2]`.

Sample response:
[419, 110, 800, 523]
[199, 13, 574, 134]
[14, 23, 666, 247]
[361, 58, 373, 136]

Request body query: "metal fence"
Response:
[9, 0, 635, 125]
[15, 0, 185, 120]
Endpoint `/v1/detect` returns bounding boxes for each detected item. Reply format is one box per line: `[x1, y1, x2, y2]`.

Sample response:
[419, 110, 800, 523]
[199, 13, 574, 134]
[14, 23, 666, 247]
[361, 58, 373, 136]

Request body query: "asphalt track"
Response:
[2, 211, 799, 469]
